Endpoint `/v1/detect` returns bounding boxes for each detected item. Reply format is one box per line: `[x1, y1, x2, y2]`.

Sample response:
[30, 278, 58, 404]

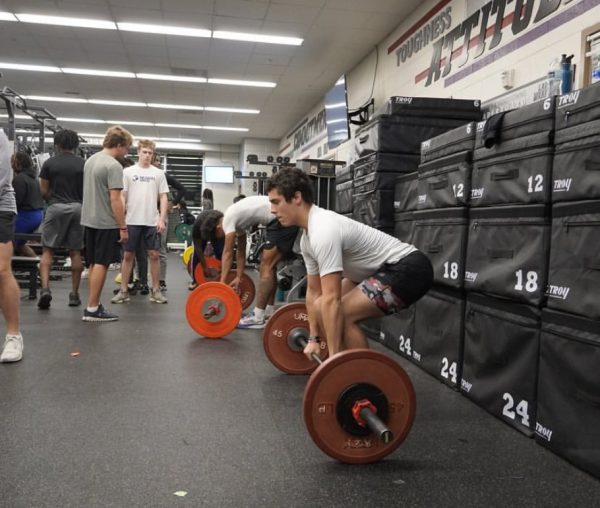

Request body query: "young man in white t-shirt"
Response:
[197, 195, 300, 329]
[266, 167, 433, 358]
[112, 139, 169, 304]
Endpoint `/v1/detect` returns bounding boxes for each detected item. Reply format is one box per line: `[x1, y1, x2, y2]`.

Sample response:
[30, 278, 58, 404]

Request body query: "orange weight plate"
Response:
[303, 349, 416, 464]
[185, 282, 242, 339]
[193, 256, 222, 285]
[223, 271, 256, 311]
[263, 302, 328, 375]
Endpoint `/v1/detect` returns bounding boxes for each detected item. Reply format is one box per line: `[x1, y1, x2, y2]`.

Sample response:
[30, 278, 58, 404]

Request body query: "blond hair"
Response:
[137, 139, 156, 152]
[103, 125, 133, 149]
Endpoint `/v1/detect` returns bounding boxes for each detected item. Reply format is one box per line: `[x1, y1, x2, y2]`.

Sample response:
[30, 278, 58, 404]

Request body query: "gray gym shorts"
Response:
[41, 202, 84, 250]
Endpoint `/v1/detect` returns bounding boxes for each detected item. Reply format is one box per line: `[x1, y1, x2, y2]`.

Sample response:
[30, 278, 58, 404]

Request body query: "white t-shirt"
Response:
[123, 164, 169, 226]
[222, 195, 273, 234]
[300, 205, 417, 283]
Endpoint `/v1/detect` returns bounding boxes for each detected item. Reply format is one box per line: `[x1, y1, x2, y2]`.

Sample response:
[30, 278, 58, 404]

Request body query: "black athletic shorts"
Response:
[0, 211, 15, 243]
[123, 225, 161, 252]
[358, 250, 433, 314]
[84, 227, 121, 267]
[266, 219, 299, 260]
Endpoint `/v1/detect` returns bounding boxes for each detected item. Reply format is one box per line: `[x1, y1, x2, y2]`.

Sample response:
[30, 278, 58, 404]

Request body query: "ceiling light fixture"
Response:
[15, 13, 116, 30]
[23, 95, 88, 103]
[89, 99, 146, 107]
[0, 12, 17, 21]
[0, 62, 61, 73]
[212, 30, 303, 46]
[148, 103, 204, 111]
[204, 106, 260, 114]
[63, 67, 136, 78]
[155, 123, 202, 129]
[208, 78, 276, 88]
[202, 125, 249, 132]
[117, 22, 211, 38]
[137, 73, 207, 83]
[106, 120, 155, 126]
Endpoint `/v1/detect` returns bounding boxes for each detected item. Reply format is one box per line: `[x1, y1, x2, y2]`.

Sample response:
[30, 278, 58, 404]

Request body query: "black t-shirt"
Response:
[13, 169, 44, 211]
[39, 153, 85, 204]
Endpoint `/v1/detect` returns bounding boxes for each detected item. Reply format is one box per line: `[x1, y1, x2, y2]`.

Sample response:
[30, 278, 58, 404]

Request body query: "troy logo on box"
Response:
[553, 178, 572, 192]
[535, 422, 553, 442]
[557, 90, 581, 108]
[393, 96, 413, 104]
[465, 271, 478, 283]
[546, 285, 571, 300]
[471, 188, 484, 199]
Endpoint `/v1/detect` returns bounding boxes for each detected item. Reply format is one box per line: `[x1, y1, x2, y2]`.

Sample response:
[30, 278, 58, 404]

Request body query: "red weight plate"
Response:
[223, 271, 256, 311]
[303, 349, 416, 464]
[263, 302, 328, 375]
[193, 256, 222, 285]
[185, 282, 242, 339]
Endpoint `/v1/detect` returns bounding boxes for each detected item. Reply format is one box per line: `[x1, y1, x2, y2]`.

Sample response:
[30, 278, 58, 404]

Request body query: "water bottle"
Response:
[592, 59, 600, 84]
[547, 58, 561, 95]
[560, 54, 574, 94]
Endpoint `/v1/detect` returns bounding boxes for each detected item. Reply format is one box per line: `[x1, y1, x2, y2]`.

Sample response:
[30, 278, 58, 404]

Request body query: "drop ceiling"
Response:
[0, 0, 421, 148]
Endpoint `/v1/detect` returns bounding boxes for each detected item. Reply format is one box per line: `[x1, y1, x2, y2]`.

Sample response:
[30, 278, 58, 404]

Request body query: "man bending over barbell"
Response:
[266, 168, 433, 359]
[194, 196, 300, 329]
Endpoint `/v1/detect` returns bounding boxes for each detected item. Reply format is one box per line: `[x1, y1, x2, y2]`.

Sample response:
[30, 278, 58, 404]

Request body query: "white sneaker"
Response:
[1, 333, 23, 363]
[237, 313, 265, 329]
[150, 288, 168, 304]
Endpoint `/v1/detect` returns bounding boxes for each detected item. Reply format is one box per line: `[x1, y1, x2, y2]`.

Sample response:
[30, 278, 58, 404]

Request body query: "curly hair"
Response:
[197, 209, 224, 242]
[54, 129, 79, 151]
[266, 167, 314, 204]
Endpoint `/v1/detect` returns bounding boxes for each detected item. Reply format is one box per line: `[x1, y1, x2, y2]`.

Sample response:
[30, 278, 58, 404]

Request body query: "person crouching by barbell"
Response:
[266, 168, 433, 359]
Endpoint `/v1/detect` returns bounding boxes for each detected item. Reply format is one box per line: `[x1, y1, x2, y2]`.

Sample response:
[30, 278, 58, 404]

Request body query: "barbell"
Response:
[185, 272, 256, 338]
[263, 302, 416, 464]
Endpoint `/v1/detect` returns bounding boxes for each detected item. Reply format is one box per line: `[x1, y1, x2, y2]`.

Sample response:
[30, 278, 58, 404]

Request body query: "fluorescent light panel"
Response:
[136, 73, 207, 83]
[117, 22, 210, 38]
[23, 96, 258, 114]
[213, 30, 302, 46]
[16, 13, 116, 30]
[1, 12, 302, 46]
[89, 99, 146, 107]
[148, 103, 204, 111]
[63, 67, 136, 78]
[0, 62, 60, 72]
[208, 78, 276, 88]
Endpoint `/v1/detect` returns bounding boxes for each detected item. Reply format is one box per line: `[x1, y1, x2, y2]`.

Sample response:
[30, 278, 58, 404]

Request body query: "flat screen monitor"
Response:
[324, 75, 350, 150]
[204, 165, 234, 184]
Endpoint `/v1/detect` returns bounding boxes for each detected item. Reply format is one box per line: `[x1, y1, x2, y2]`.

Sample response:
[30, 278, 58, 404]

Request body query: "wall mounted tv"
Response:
[204, 165, 234, 184]
[324, 75, 350, 150]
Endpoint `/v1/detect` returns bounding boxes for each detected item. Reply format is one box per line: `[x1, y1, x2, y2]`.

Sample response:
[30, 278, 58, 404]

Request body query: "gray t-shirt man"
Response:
[81, 152, 123, 229]
[0, 130, 16, 213]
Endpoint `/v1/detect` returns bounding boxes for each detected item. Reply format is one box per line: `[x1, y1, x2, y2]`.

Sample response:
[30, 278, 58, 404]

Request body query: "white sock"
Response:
[87, 306, 99, 312]
[254, 307, 265, 320]
[265, 305, 275, 316]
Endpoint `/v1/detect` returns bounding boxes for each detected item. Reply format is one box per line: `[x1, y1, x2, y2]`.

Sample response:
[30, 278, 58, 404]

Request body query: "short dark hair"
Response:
[202, 188, 213, 200]
[266, 167, 314, 204]
[197, 210, 224, 242]
[54, 129, 79, 151]
[233, 194, 246, 203]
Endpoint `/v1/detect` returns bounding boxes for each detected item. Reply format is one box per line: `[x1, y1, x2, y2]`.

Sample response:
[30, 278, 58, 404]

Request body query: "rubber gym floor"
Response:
[1, 252, 598, 508]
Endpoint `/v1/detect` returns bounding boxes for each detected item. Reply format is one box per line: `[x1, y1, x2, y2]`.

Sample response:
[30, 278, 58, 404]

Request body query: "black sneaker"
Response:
[68, 292, 81, 307]
[38, 288, 52, 309]
[139, 283, 149, 295]
[159, 280, 167, 292]
[82, 304, 118, 322]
